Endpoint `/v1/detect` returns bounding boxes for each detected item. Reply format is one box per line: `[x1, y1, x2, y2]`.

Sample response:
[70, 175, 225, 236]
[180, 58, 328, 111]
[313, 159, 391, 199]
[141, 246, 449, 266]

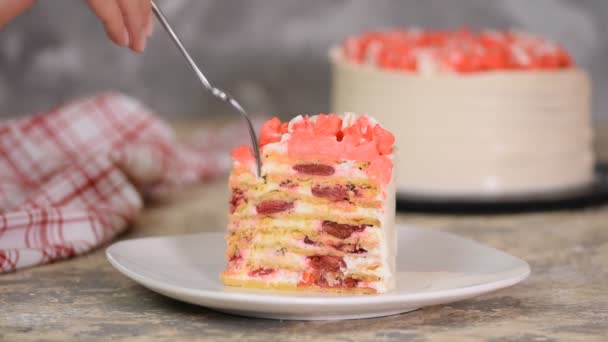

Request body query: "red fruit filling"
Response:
[255, 200, 294, 215]
[303, 236, 318, 245]
[230, 189, 245, 214]
[342, 277, 359, 288]
[293, 163, 335, 176]
[308, 255, 345, 272]
[311, 184, 349, 201]
[322, 221, 368, 239]
[335, 243, 368, 254]
[248, 268, 275, 277]
[299, 271, 360, 289]
[314, 274, 329, 288]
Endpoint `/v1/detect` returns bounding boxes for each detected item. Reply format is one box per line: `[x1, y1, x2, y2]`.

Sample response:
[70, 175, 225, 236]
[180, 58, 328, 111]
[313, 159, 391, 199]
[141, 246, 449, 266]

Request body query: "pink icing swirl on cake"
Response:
[232, 114, 395, 185]
[341, 28, 573, 73]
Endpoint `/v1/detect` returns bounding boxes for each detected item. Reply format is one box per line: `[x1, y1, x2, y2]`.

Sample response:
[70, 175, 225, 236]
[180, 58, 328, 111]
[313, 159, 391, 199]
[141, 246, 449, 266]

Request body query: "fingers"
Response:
[86, 0, 129, 47]
[0, 0, 36, 28]
[87, 0, 152, 52]
[117, 0, 151, 52]
[145, 10, 154, 37]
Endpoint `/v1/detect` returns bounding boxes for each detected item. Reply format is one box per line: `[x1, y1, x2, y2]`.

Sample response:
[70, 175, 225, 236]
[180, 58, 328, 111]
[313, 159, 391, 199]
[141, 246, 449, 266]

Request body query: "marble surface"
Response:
[2, 128, 608, 341]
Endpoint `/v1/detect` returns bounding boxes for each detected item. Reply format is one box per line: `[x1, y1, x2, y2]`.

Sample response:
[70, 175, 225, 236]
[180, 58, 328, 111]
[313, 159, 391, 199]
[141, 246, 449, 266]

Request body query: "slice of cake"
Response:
[222, 113, 396, 294]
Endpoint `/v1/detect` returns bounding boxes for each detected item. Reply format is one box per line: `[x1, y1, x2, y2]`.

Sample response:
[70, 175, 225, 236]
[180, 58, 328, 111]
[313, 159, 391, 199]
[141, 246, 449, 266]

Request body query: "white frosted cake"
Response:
[331, 29, 594, 198]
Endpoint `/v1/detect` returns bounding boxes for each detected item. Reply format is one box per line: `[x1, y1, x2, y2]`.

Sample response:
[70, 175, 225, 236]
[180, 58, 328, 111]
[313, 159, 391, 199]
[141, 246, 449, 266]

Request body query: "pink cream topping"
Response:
[231, 114, 395, 185]
[231, 145, 255, 168]
[341, 29, 574, 73]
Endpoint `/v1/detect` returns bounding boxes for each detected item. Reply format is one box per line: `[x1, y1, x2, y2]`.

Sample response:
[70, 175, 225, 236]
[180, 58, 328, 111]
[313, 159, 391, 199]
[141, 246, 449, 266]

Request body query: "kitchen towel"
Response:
[0, 93, 255, 273]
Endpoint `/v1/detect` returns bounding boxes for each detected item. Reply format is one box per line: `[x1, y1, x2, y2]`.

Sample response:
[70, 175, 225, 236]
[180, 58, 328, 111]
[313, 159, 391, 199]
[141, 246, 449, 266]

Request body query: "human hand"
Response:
[86, 0, 153, 52]
[0, 0, 36, 28]
[0, 0, 153, 53]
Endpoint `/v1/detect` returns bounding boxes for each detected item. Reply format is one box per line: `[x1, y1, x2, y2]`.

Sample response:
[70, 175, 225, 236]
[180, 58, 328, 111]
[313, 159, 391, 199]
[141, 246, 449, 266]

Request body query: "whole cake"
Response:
[222, 113, 396, 294]
[331, 29, 594, 198]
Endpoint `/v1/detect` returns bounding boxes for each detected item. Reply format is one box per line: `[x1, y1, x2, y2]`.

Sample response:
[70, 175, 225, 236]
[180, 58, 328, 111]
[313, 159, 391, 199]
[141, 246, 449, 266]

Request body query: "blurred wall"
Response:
[0, 0, 606, 120]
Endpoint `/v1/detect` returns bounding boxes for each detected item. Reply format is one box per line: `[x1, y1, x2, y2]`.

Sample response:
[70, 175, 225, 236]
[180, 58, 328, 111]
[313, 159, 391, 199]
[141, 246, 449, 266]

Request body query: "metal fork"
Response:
[151, 1, 262, 178]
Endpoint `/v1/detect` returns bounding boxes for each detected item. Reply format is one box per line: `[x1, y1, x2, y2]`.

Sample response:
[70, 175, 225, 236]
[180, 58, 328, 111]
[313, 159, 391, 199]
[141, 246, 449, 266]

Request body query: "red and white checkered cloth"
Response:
[0, 93, 258, 273]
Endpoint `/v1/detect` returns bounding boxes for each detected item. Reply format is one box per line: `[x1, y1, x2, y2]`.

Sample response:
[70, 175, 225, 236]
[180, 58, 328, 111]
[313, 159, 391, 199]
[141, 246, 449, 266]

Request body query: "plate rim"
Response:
[106, 224, 531, 306]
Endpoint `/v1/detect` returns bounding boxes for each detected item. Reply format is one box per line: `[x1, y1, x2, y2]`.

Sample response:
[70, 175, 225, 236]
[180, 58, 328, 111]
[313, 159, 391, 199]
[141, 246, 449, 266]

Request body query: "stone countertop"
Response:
[2, 127, 608, 341]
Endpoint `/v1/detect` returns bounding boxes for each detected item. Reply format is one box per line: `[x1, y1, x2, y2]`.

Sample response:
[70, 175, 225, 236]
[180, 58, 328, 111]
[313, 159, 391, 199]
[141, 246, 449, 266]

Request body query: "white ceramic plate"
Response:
[106, 224, 530, 320]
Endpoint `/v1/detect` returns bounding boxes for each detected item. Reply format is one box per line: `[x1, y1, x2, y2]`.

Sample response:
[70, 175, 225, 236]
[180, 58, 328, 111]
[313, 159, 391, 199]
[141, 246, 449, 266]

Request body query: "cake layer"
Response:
[231, 200, 383, 225]
[226, 220, 384, 278]
[230, 187, 382, 214]
[223, 254, 388, 293]
[228, 219, 380, 242]
[258, 158, 373, 183]
[227, 230, 380, 260]
[239, 251, 382, 280]
[229, 217, 379, 234]
[221, 273, 377, 294]
[230, 174, 382, 203]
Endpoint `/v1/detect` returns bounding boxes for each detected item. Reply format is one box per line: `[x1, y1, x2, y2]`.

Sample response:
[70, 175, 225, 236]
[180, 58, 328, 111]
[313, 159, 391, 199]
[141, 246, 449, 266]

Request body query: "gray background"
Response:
[1, 0, 606, 121]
